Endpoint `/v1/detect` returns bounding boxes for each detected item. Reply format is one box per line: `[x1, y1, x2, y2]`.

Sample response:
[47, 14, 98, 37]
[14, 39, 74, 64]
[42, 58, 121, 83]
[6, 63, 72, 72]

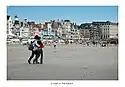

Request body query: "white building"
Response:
[109, 23, 118, 39]
[13, 16, 21, 36]
[20, 27, 29, 38]
[7, 15, 17, 39]
[92, 21, 118, 40]
[47, 22, 53, 36]
[40, 22, 55, 39]
[60, 20, 72, 39]
[7, 16, 14, 34]
[19, 19, 30, 38]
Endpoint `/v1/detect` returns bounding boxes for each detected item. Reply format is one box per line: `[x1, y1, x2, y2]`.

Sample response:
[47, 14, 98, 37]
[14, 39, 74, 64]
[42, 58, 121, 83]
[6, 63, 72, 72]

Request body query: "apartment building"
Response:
[92, 21, 118, 40]
[79, 23, 91, 40]
[109, 23, 118, 39]
[40, 22, 55, 39]
[7, 15, 13, 35]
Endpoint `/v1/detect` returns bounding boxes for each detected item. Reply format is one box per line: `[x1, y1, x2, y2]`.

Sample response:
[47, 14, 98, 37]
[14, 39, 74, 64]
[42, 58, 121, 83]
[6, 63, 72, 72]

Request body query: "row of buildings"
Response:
[7, 15, 118, 42]
[79, 21, 118, 41]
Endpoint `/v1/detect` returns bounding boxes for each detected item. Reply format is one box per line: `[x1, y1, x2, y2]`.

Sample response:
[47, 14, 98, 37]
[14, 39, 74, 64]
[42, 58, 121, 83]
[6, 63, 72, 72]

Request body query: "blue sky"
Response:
[7, 6, 118, 24]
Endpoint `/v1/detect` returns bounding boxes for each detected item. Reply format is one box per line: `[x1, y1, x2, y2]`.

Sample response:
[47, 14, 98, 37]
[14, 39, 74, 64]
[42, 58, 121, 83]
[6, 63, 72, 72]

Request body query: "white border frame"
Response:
[1, 0, 124, 87]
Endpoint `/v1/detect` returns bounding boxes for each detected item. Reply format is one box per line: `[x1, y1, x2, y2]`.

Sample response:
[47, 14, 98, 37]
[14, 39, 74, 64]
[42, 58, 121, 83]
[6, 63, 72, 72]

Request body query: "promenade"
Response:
[7, 44, 118, 80]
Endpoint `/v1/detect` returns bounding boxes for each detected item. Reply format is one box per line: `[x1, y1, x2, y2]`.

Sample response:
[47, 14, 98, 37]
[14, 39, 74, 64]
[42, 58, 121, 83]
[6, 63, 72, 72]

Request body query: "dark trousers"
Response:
[40, 49, 43, 64]
[28, 50, 40, 64]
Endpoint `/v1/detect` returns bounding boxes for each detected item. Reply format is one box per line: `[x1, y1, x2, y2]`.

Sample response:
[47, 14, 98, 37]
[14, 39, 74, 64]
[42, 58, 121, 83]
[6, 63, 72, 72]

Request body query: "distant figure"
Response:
[53, 41, 57, 48]
[92, 41, 95, 46]
[95, 41, 98, 46]
[70, 41, 72, 44]
[86, 41, 89, 46]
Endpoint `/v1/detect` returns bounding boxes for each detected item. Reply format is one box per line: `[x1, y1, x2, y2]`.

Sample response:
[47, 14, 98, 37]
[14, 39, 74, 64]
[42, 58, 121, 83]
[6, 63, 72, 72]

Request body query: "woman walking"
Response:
[37, 36, 44, 64]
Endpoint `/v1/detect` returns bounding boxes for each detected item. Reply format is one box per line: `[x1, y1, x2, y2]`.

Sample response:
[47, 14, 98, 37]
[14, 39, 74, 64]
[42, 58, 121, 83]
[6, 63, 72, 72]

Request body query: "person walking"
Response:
[28, 35, 41, 64]
[37, 36, 44, 64]
[86, 41, 89, 46]
[92, 41, 95, 46]
[53, 41, 57, 48]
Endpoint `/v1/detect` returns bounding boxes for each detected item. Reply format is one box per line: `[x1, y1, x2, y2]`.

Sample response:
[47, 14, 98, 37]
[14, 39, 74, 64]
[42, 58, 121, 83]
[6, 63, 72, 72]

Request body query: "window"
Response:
[103, 29, 105, 32]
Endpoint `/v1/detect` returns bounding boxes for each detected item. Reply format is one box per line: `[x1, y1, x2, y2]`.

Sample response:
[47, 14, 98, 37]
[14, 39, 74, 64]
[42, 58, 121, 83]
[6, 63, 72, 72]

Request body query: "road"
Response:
[7, 44, 118, 80]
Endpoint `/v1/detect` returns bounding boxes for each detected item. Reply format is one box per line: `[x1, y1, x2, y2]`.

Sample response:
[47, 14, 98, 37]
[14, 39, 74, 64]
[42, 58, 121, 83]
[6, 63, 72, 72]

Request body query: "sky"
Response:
[7, 6, 118, 24]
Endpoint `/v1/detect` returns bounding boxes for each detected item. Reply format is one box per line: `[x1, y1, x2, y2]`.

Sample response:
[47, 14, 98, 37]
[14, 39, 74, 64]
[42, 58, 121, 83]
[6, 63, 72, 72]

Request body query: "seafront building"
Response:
[92, 21, 118, 41]
[7, 15, 118, 44]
